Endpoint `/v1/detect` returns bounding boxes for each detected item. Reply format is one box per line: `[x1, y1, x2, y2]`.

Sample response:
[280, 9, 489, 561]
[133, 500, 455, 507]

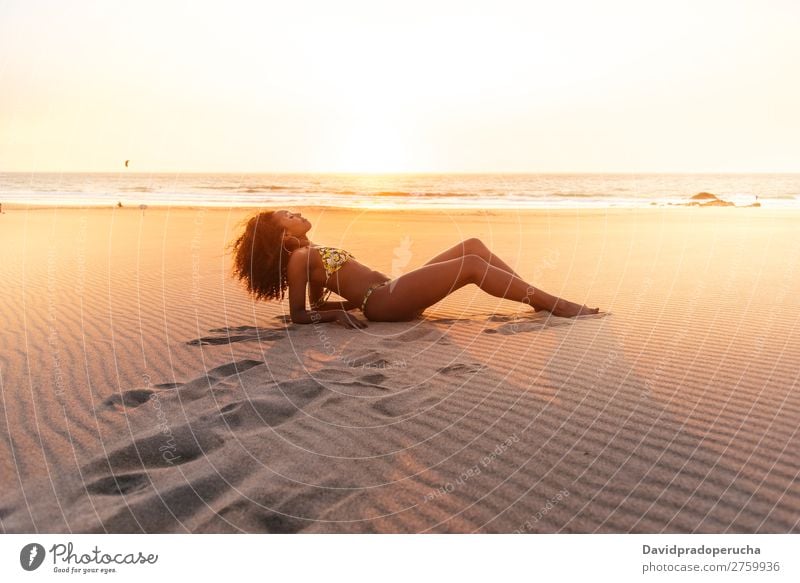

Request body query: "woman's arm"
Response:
[291, 308, 366, 327]
[287, 249, 365, 327]
[306, 268, 358, 311]
[312, 300, 360, 311]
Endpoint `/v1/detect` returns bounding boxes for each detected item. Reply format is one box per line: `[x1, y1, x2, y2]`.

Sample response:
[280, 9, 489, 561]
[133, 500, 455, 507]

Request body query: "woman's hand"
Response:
[334, 310, 368, 329]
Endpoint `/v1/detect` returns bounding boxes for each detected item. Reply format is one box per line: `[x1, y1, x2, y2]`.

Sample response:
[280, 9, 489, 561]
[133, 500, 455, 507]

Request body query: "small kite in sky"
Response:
[125, 160, 130, 168]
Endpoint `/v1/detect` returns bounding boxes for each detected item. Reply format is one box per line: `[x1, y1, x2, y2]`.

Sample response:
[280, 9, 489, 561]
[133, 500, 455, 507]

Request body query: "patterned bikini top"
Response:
[312, 245, 355, 280]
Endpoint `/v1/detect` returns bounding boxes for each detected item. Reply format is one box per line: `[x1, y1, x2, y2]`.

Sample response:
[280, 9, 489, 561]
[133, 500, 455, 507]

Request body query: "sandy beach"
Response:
[1, 205, 798, 533]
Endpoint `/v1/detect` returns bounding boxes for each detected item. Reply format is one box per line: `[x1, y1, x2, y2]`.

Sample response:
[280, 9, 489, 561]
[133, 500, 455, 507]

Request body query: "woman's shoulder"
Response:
[287, 245, 324, 274]
[288, 245, 314, 262]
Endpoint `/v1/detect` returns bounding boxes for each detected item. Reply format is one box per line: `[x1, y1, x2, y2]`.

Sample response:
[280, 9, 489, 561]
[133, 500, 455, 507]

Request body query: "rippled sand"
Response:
[1, 205, 798, 533]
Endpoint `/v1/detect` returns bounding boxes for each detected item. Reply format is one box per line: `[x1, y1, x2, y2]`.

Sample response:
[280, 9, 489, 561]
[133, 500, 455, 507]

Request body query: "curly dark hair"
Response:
[228, 210, 290, 301]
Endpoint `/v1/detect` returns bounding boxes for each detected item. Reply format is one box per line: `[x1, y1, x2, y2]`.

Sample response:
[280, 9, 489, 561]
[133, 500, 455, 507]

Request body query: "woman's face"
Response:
[275, 210, 311, 238]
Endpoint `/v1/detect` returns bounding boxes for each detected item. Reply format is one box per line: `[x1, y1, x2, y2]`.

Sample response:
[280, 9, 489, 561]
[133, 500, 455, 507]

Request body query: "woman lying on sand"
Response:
[230, 210, 599, 328]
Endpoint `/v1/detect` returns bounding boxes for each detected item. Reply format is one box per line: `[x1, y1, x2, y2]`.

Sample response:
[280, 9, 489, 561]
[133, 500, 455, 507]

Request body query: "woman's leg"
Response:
[368, 254, 598, 320]
[422, 238, 523, 279]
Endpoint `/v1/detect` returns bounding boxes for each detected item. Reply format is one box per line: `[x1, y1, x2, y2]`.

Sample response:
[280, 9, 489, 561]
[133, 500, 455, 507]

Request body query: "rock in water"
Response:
[699, 198, 734, 207]
[691, 192, 719, 200]
[684, 192, 759, 207]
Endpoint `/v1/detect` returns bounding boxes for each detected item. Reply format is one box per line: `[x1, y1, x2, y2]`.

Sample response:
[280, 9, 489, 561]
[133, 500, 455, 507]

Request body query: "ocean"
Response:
[1, 172, 799, 209]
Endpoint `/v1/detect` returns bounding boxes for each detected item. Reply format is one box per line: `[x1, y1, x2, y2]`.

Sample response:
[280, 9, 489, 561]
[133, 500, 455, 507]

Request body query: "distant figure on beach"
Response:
[125, 160, 130, 168]
[229, 210, 599, 328]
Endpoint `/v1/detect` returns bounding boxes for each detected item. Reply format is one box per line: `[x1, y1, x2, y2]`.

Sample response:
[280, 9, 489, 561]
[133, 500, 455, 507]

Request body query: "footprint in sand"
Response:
[311, 368, 352, 382]
[334, 375, 390, 396]
[85, 473, 150, 496]
[379, 327, 431, 343]
[154, 382, 181, 390]
[487, 314, 517, 322]
[82, 420, 227, 475]
[206, 377, 327, 432]
[437, 363, 487, 375]
[205, 480, 356, 533]
[380, 327, 452, 346]
[313, 368, 387, 385]
[100, 380, 192, 411]
[98, 466, 234, 532]
[371, 390, 441, 418]
[306, 369, 389, 398]
[484, 311, 610, 335]
[176, 359, 264, 402]
[186, 326, 285, 346]
[341, 349, 394, 369]
[102, 389, 154, 410]
[431, 317, 460, 324]
[359, 372, 386, 385]
[255, 513, 302, 534]
[208, 325, 259, 333]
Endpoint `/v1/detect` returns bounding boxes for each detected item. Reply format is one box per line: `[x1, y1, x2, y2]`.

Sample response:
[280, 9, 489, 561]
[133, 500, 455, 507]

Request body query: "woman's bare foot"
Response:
[548, 298, 600, 318]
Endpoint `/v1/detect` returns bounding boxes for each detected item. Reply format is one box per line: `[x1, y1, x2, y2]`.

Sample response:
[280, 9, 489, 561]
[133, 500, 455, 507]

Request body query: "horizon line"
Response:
[3, 170, 800, 176]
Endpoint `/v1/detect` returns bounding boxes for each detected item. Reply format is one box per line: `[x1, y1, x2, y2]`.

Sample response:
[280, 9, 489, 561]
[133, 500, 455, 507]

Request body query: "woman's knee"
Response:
[462, 237, 487, 255]
[460, 254, 489, 283]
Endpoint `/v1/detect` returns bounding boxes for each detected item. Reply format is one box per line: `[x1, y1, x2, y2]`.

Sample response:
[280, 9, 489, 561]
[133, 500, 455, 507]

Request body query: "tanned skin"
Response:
[276, 210, 599, 328]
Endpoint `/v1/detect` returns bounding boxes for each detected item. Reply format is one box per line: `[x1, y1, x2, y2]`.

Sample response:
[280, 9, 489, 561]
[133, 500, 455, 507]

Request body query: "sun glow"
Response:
[1, 1, 798, 173]
[336, 133, 410, 174]
[330, 113, 414, 174]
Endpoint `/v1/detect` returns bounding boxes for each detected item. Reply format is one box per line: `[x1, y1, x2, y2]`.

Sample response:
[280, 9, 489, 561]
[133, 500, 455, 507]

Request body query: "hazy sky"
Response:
[1, 0, 799, 173]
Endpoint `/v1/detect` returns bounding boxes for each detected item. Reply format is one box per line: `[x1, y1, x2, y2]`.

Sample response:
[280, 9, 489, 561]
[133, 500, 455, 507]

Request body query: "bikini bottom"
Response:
[360, 281, 390, 318]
